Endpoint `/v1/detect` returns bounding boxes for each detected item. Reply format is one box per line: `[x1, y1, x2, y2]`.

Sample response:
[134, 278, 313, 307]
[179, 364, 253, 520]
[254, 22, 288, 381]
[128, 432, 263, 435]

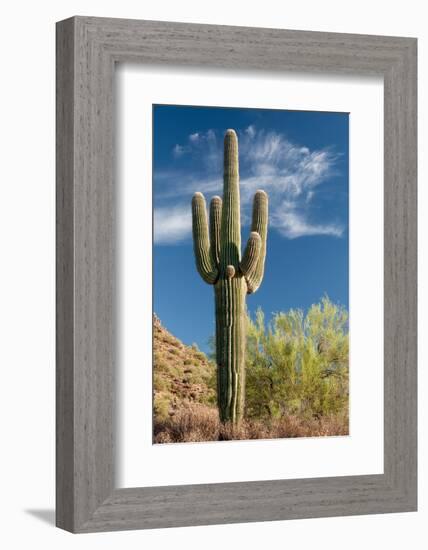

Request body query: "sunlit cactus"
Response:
[191, 129, 268, 424]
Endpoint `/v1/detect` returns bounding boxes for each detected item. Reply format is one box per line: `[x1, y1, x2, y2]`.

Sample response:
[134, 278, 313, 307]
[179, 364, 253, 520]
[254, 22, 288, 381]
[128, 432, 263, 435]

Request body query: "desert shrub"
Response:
[193, 351, 207, 363]
[153, 372, 171, 392]
[154, 404, 220, 443]
[245, 296, 349, 421]
[155, 361, 171, 374]
[153, 393, 171, 422]
[204, 363, 217, 394]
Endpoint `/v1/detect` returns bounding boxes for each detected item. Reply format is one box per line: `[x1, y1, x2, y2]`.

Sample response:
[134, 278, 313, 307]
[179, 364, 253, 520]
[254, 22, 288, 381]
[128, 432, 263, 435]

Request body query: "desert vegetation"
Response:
[153, 296, 349, 443]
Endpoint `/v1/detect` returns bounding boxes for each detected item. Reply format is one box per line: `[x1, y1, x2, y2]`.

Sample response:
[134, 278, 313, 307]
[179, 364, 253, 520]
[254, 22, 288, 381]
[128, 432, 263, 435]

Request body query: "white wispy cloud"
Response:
[245, 124, 256, 139]
[172, 144, 191, 158]
[271, 202, 343, 239]
[154, 205, 192, 244]
[172, 128, 221, 169]
[156, 125, 345, 243]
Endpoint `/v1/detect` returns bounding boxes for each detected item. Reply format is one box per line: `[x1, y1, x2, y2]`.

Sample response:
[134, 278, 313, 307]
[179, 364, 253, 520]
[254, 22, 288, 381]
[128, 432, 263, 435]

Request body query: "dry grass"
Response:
[153, 403, 349, 444]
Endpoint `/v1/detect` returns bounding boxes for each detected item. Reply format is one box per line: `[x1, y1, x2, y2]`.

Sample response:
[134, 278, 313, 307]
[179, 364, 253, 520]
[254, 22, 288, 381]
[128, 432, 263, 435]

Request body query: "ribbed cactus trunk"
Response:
[192, 129, 268, 425]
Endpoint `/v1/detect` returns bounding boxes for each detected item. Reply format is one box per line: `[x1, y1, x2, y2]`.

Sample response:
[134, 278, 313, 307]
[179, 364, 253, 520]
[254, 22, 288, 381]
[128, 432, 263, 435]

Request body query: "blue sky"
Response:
[153, 104, 349, 352]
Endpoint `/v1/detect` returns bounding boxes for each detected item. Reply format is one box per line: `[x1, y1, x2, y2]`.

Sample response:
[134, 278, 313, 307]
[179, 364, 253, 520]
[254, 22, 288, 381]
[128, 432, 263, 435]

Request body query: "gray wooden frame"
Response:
[56, 16, 417, 533]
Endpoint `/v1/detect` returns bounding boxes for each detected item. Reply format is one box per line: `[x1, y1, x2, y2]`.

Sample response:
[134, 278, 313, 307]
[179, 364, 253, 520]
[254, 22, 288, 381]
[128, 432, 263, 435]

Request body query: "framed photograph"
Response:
[56, 16, 417, 532]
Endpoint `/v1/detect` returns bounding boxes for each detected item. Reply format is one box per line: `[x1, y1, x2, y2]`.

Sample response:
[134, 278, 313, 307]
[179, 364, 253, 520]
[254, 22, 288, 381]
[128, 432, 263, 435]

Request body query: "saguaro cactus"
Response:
[191, 129, 268, 424]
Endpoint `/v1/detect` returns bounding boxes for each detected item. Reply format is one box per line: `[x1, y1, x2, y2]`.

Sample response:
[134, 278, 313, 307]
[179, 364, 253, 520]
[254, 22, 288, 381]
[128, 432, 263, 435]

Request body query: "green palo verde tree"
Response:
[191, 129, 268, 425]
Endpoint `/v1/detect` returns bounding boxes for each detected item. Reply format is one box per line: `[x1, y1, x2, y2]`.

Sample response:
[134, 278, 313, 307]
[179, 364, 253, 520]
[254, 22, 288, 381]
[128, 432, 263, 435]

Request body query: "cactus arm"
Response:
[191, 192, 218, 284]
[220, 129, 241, 270]
[246, 190, 268, 294]
[209, 195, 222, 267]
[240, 231, 261, 279]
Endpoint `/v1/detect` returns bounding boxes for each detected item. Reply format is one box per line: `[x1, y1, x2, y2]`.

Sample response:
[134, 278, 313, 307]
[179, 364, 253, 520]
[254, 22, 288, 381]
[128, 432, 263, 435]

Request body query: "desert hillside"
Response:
[153, 314, 216, 425]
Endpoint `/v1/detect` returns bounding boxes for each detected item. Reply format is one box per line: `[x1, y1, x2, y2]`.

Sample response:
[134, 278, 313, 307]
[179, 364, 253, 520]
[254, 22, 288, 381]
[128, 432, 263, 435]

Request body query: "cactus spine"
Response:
[191, 129, 268, 424]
